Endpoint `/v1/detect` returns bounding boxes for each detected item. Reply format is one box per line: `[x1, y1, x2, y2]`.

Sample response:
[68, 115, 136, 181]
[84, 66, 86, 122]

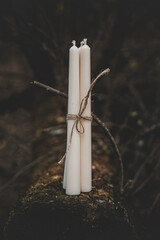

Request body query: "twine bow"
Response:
[58, 68, 110, 164]
[66, 97, 92, 135]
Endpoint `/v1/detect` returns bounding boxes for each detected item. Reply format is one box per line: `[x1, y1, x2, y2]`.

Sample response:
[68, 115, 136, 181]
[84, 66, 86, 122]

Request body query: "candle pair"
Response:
[63, 39, 92, 195]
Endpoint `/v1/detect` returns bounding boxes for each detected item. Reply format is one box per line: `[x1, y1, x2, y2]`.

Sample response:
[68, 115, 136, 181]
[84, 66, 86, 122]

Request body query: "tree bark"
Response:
[4, 155, 136, 240]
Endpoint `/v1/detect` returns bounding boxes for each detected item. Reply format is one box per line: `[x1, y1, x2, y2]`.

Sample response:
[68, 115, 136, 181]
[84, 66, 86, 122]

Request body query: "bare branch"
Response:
[33, 81, 67, 98]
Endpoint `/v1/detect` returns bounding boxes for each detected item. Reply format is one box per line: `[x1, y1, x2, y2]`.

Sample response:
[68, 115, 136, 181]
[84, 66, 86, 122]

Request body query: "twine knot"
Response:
[67, 113, 92, 134]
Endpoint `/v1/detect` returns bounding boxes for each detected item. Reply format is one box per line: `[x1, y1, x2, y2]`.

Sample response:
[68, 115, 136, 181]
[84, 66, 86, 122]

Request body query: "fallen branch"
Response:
[5, 158, 133, 240]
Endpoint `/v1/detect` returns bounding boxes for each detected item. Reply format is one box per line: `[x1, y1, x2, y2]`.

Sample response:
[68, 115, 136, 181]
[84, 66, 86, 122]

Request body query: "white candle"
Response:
[63, 40, 81, 195]
[79, 39, 92, 192]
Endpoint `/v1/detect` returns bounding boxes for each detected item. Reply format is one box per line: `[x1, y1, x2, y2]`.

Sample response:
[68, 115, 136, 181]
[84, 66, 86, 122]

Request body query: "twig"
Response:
[92, 112, 124, 193]
[32, 78, 124, 194]
[128, 82, 148, 118]
[33, 81, 67, 98]
[27, 22, 58, 49]
[148, 193, 160, 216]
[139, 123, 160, 137]
[133, 159, 160, 195]
[0, 151, 54, 193]
[129, 144, 160, 190]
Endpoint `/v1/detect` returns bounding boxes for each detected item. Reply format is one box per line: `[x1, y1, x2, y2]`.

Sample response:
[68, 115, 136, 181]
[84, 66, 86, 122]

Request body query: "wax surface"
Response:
[63, 44, 81, 195]
[79, 43, 92, 192]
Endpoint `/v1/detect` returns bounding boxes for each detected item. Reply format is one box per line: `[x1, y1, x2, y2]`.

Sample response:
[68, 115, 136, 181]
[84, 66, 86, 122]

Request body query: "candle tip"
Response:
[72, 40, 76, 46]
[83, 38, 87, 45]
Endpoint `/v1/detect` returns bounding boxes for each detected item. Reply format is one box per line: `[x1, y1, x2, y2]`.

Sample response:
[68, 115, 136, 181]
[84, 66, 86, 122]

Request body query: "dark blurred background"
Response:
[0, 0, 160, 239]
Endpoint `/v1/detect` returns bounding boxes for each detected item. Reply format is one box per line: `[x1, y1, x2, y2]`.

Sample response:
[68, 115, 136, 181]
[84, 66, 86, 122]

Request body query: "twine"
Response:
[66, 114, 92, 134]
[58, 68, 110, 164]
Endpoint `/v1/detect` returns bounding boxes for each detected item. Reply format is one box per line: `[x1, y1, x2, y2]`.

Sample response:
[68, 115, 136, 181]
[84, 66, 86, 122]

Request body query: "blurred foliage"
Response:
[0, 0, 160, 239]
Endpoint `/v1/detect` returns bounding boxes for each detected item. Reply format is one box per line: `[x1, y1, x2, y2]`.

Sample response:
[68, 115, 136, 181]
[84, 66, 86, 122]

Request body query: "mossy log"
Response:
[4, 155, 136, 240]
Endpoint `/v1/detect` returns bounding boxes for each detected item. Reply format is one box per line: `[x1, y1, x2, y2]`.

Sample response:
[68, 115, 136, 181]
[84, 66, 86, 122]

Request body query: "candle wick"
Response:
[83, 38, 87, 45]
[72, 40, 76, 46]
[80, 41, 84, 47]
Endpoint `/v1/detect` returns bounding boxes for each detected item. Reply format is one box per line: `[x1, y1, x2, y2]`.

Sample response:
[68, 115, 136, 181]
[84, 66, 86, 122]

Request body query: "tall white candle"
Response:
[63, 40, 81, 195]
[79, 39, 92, 192]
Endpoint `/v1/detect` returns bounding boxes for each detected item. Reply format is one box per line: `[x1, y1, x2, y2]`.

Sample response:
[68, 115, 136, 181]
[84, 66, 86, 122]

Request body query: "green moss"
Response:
[4, 156, 135, 240]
